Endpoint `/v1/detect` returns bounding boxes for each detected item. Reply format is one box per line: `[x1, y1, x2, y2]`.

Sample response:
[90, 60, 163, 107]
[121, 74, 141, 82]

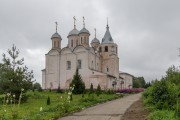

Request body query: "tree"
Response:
[47, 96, 50, 105]
[165, 65, 180, 85]
[90, 83, 94, 93]
[33, 82, 42, 92]
[0, 44, 34, 102]
[70, 68, 85, 94]
[96, 84, 101, 96]
[133, 77, 146, 88]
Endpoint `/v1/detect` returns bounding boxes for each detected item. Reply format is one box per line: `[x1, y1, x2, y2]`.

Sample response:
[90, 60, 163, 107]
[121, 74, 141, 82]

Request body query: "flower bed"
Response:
[116, 88, 144, 94]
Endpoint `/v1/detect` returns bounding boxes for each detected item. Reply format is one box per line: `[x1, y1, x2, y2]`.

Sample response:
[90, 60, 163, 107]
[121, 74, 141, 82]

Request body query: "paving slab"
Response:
[58, 93, 141, 120]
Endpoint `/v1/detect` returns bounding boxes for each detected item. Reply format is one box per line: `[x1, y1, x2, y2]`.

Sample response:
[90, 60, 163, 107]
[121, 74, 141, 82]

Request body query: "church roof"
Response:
[68, 28, 79, 37]
[79, 27, 90, 35]
[102, 25, 114, 44]
[91, 37, 100, 44]
[51, 32, 62, 39]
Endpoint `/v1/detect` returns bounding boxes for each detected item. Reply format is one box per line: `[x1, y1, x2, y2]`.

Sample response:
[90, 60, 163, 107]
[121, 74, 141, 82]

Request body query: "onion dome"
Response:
[102, 25, 113, 44]
[67, 28, 79, 37]
[91, 38, 100, 44]
[51, 32, 62, 39]
[79, 27, 90, 35]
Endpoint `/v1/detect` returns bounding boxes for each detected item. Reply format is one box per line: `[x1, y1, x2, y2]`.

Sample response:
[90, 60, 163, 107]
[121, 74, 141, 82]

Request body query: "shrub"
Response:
[96, 84, 101, 96]
[47, 96, 50, 105]
[57, 85, 63, 93]
[144, 80, 178, 109]
[90, 83, 94, 94]
[148, 110, 176, 120]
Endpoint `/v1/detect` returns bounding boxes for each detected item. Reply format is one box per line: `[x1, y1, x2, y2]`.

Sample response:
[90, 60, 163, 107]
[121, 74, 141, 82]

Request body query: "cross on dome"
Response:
[55, 21, 58, 33]
[83, 16, 85, 28]
[73, 16, 76, 29]
[94, 28, 96, 38]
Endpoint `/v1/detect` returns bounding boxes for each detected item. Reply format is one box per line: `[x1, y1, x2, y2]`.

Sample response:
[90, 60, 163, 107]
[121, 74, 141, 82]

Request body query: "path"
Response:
[58, 93, 141, 120]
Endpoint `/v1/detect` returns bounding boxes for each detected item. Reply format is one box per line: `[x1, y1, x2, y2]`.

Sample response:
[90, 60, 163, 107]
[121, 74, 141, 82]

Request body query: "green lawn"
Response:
[0, 91, 123, 120]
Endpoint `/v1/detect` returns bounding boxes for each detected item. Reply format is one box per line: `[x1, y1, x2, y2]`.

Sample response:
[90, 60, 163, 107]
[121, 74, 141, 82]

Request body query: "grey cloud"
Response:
[0, 0, 180, 83]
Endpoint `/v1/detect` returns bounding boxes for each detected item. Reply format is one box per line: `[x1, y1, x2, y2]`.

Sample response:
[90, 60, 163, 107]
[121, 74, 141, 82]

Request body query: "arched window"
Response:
[84, 37, 86, 44]
[57, 41, 59, 48]
[81, 37, 83, 43]
[67, 61, 71, 70]
[54, 41, 56, 47]
[107, 67, 109, 72]
[105, 46, 108, 52]
[71, 40, 73, 47]
[77, 59, 82, 69]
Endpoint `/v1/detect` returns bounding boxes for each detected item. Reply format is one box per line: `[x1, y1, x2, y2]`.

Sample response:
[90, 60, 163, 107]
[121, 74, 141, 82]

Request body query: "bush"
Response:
[90, 83, 94, 94]
[96, 84, 101, 96]
[143, 80, 178, 109]
[47, 96, 50, 105]
[148, 110, 176, 120]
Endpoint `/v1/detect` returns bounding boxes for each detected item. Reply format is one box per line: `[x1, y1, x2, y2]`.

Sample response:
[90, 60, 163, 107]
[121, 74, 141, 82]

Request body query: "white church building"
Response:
[42, 17, 133, 90]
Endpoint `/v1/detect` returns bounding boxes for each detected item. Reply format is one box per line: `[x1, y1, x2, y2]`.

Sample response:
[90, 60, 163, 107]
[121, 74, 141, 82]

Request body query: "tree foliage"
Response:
[70, 68, 85, 94]
[0, 45, 34, 101]
[133, 77, 146, 88]
[33, 82, 42, 92]
[143, 65, 180, 113]
[90, 83, 94, 93]
[96, 84, 101, 96]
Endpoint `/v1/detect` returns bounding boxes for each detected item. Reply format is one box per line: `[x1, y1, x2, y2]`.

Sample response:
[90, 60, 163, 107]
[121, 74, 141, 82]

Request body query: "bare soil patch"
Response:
[121, 98, 149, 120]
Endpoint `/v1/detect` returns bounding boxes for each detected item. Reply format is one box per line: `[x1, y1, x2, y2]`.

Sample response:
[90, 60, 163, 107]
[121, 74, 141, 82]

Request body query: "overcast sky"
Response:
[0, 0, 180, 84]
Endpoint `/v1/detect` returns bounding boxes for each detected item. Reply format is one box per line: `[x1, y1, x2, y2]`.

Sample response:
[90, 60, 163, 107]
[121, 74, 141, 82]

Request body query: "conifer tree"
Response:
[70, 68, 85, 94]
[0, 44, 34, 102]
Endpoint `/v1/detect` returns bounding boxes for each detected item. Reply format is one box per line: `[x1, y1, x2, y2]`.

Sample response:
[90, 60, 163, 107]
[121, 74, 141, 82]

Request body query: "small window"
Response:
[107, 67, 109, 72]
[77, 60, 82, 69]
[71, 40, 73, 47]
[67, 61, 71, 70]
[54, 41, 56, 47]
[116, 47, 117, 53]
[105, 46, 108, 52]
[81, 37, 83, 43]
[57, 41, 59, 47]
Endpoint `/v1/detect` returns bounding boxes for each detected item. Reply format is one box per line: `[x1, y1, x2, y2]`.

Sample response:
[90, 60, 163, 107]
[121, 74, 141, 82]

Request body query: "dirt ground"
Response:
[121, 98, 149, 120]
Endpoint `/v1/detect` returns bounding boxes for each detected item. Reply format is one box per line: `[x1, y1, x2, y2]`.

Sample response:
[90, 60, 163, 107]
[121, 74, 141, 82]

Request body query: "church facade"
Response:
[42, 18, 132, 90]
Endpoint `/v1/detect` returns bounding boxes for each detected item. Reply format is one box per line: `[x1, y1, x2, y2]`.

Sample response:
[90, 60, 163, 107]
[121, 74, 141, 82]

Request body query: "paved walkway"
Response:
[58, 93, 141, 120]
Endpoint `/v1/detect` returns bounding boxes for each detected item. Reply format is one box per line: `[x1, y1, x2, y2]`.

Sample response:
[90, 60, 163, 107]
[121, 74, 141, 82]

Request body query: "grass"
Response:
[0, 91, 123, 120]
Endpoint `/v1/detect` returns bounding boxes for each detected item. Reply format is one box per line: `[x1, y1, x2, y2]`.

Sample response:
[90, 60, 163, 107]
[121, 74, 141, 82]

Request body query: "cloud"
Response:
[0, 0, 180, 84]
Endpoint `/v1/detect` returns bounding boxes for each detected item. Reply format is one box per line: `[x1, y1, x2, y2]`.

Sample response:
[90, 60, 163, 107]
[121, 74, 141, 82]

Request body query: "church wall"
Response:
[42, 70, 46, 89]
[120, 73, 133, 89]
[60, 49, 90, 89]
[45, 50, 60, 89]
